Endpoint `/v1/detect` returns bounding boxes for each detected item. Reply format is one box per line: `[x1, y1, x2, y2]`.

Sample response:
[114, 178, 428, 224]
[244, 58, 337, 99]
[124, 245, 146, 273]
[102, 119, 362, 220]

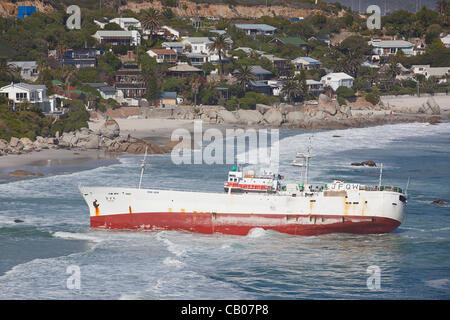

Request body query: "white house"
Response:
[412, 65, 450, 81]
[369, 39, 414, 58]
[92, 30, 141, 46]
[292, 57, 322, 70]
[162, 42, 185, 54]
[0, 82, 55, 112]
[181, 37, 214, 55]
[7, 61, 39, 81]
[440, 35, 450, 48]
[320, 72, 354, 91]
[109, 17, 141, 30]
[234, 24, 277, 36]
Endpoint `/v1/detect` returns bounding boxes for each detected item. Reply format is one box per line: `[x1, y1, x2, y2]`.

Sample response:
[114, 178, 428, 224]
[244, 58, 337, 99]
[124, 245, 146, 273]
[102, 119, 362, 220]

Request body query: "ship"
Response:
[79, 147, 407, 236]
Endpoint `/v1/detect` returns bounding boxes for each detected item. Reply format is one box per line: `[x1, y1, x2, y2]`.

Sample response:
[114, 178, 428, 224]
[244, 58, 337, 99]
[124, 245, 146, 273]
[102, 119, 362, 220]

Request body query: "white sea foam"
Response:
[246, 227, 267, 238]
[163, 257, 184, 267]
[52, 231, 104, 243]
[425, 278, 450, 290]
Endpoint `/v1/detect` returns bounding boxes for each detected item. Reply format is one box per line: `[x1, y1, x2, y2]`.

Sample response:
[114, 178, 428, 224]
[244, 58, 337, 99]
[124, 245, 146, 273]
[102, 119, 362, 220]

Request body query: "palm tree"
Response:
[210, 34, 228, 77]
[191, 74, 202, 107]
[281, 80, 301, 104]
[61, 67, 76, 98]
[141, 8, 161, 44]
[0, 58, 19, 82]
[437, 0, 448, 15]
[234, 64, 256, 93]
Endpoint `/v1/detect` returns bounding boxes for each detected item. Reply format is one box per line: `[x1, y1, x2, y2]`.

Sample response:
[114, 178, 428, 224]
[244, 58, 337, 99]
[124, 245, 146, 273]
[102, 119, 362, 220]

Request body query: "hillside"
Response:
[0, 0, 321, 19]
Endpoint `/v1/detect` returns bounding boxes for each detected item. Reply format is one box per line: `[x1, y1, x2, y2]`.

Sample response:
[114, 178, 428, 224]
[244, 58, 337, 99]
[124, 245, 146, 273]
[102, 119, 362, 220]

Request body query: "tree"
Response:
[0, 58, 19, 82]
[210, 34, 228, 77]
[191, 74, 202, 107]
[281, 80, 301, 103]
[234, 64, 256, 93]
[141, 8, 161, 44]
[437, 0, 449, 15]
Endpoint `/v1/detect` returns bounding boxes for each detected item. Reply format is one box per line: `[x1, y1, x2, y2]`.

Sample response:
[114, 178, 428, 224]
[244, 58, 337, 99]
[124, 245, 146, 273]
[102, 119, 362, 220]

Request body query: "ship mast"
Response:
[138, 146, 148, 189]
[290, 136, 313, 185]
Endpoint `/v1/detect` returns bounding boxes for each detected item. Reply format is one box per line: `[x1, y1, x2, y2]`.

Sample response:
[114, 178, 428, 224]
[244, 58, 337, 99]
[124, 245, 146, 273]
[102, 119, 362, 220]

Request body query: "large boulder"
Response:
[263, 109, 283, 126]
[217, 109, 238, 124]
[99, 119, 120, 139]
[285, 111, 305, 125]
[236, 109, 264, 125]
[84, 135, 100, 149]
[318, 93, 331, 104]
[9, 137, 20, 147]
[424, 97, 440, 115]
[20, 137, 33, 146]
[255, 104, 272, 115]
[0, 139, 8, 150]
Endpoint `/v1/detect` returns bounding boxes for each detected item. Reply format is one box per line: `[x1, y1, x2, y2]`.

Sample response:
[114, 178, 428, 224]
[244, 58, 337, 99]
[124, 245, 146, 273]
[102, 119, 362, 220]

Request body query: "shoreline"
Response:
[1, 115, 449, 175]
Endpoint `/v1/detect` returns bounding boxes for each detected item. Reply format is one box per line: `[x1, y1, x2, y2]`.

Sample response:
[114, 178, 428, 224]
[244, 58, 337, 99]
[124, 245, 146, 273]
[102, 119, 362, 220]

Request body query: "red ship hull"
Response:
[91, 212, 401, 236]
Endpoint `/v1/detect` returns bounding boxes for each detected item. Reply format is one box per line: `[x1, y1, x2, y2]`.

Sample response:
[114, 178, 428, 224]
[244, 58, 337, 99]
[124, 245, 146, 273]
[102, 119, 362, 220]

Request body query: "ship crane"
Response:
[290, 137, 313, 185]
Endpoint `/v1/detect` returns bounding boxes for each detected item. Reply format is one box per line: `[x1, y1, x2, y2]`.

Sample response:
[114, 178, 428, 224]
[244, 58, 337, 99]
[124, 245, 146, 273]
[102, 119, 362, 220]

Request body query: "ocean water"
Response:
[0, 121, 449, 299]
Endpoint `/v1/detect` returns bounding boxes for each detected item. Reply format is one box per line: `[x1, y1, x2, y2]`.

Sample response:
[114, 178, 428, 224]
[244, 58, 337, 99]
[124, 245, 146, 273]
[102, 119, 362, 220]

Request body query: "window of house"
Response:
[16, 92, 27, 100]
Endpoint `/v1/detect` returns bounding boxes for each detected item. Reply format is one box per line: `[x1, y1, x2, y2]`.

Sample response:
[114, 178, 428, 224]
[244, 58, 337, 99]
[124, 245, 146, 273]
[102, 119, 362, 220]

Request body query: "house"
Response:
[181, 37, 214, 55]
[369, 39, 414, 58]
[147, 49, 177, 64]
[7, 61, 39, 81]
[289, 17, 304, 22]
[412, 65, 450, 80]
[168, 64, 203, 78]
[114, 65, 146, 99]
[0, 82, 55, 112]
[247, 65, 274, 81]
[92, 30, 141, 46]
[440, 35, 450, 49]
[61, 48, 100, 68]
[267, 80, 283, 96]
[260, 54, 291, 76]
[306, 79, 324, 96]
[269, 37, 308, 50]
[292, 57, 322, 70]
[248, 81, 272, 95]
[162, 42, 185, 54]
[109, 17, 141, 30]
[234, 24, 277, 36]
[158, 92, 178, 108]
[86, 83, 117, 100]
[186, 53, 208, 67]
[234, 47, 265, 57]
[320, 72, 354, 91]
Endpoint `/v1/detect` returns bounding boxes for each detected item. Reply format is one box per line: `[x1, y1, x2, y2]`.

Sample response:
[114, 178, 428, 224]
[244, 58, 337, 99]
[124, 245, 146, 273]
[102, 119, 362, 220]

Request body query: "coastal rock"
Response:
[263, 109, 283, 126]
[256, 104, 272, 115]
[236, 109, 264, 125]
[217, 109, 238, 124]
[424, 97, 440, 115]
[431, 199, 446, 205]
[8, 170, 43, 177]
[352, 160, 377, 167]
[9, 137, 20, 147]
[318, 94, 331, 104]
[20, 137, 33, 146]
[285, 111, 304, 125]
[85, 135, 100, 149]
[99, 119, 120, 139]
[0, 139, 8, 150]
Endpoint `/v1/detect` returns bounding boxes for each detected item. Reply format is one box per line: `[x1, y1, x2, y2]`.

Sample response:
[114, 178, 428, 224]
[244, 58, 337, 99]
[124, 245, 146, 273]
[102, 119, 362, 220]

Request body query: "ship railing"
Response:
[359, 185, 403, 193]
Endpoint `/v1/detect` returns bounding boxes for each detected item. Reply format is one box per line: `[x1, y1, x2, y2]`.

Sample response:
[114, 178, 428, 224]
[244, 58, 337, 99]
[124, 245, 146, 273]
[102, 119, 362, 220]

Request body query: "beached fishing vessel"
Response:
[79, 145, 407, 236]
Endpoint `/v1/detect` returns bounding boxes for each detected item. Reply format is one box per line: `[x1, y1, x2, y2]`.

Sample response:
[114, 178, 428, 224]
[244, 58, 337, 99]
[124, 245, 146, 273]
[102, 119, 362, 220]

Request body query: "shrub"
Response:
[365, 93, 380, 105]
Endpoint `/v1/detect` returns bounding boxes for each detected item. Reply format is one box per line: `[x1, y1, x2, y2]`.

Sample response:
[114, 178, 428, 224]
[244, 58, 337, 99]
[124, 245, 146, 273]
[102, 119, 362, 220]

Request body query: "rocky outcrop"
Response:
[9, 170, 43, 177]
[263, 109, 283, 126]
[99, 119, 120, 139]
[351, 160, 377, 167]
